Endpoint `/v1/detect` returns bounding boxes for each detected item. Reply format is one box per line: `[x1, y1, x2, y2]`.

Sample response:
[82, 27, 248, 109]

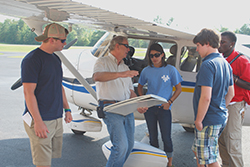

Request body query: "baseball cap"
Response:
[35, 23, 67, 42]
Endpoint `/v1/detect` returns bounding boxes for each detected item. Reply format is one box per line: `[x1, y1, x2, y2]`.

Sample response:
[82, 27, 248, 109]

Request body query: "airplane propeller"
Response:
[11, 38, 97, 101]
[10, 78, 22, 90]
[64, 38, 78, 49]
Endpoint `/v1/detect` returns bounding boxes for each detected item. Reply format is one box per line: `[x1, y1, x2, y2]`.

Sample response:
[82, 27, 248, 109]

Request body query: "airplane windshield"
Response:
[91, 32, 113, 58]
[243, 44, 250, 49]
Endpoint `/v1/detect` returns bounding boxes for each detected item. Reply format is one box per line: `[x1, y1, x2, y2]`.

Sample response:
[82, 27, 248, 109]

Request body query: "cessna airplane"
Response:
[2, 0, 250, 166]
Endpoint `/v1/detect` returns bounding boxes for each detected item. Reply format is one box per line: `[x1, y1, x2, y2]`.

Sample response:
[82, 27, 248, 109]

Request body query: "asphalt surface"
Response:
[1, 51, 250, 167]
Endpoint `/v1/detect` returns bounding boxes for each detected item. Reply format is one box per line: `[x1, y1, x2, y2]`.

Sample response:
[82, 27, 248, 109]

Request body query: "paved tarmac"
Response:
[1, 51, 250, 167]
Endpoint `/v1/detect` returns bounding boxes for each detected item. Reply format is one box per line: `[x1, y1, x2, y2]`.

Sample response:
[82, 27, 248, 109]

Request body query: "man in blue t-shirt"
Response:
[191, 29, 234, 167]
[21, 23, 72, 167]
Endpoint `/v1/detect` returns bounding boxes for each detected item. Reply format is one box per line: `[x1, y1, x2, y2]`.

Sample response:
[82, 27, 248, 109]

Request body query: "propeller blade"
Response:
[55, 51, 97, 100]
[63, 39, 77, 50]
[11, 78, 22, 90]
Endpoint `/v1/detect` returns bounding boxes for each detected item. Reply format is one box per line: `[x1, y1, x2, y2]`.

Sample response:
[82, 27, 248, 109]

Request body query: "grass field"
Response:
[0, 43, 148, 58]
[0, 44, 171, 59]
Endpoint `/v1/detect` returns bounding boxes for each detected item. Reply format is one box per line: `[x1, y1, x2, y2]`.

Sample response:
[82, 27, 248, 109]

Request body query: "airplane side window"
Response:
[179, 46, 202, 72]
[124, 38, 150, 84]
[154, 42, 177, 66]
[128, 38, 149, 60]
[165, 44, 177, 66]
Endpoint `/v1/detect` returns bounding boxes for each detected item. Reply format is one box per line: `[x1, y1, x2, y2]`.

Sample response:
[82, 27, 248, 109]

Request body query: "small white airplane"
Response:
[2, 0, 250, 166]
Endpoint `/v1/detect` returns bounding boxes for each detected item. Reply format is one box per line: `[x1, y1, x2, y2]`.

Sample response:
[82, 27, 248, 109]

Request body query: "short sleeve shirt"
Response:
[21, 48, 63, 120]
[93, 53, 134, 101]
[193, 53, 233, 126]
[138, 64, 183, 109]
[225, 50, 250, 104]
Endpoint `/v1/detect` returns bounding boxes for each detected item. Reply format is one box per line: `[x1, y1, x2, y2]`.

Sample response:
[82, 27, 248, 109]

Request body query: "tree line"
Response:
[0, 19, 151, 48]
[1, 18, 250, 47]
[0, 19, 105, 46]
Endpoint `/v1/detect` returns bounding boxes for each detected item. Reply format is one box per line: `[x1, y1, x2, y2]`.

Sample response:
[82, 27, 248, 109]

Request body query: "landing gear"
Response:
[71, 129, 86, 135]
[181, 124, 195, 133]
[182, 126, 194, 133]
[67, 107, 102, 135]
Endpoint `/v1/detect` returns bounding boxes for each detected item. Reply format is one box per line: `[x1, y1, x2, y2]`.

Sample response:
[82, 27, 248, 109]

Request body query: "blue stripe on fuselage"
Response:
[62, 81, 96, 93]
[62, 79, 195, 93]
[181, 81, 196, 87]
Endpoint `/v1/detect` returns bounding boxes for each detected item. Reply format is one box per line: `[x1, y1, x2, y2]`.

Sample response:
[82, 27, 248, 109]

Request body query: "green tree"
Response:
[217, 26, 229, 32]
[235, 24, 250, 35]
[0, 19, 39, 44]
[153, 16, 174, 26]
[68, 24, 105, 46]
[0, 19, 105, 46]
[153, 16, 163, 24]
[166, 17, 174, 26]
[8, 23, 19, 44]
[89, 31, 105, 46]
[0, 19, 12, 43]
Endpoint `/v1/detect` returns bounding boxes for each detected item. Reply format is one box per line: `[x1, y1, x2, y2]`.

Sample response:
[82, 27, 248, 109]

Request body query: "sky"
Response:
[81, 0, 250, 34]
[0, 0, 249, 34]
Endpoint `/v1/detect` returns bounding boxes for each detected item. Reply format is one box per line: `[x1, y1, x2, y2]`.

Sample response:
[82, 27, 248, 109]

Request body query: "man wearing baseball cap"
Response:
[21, 23, 72, 167]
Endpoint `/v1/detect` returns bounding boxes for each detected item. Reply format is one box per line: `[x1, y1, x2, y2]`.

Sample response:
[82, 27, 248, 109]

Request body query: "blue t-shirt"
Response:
[193, 53, 233, 126]
[21, 48, 63, 121]
[138, 64, 183, 109]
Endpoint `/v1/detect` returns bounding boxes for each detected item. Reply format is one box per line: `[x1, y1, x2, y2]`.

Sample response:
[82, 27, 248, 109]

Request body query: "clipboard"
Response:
[103, 94, 167, 116]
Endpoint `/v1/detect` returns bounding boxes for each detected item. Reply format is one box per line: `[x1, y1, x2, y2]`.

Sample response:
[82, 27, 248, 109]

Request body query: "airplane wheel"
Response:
[71, 129, 86, 135]
[182, 126, 194, 133]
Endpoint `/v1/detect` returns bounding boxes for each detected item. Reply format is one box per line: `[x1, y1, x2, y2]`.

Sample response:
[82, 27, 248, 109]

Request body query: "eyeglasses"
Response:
[53, 38, 66, 43]
[149, 53, 161, 58]
[118, 43, 129, 48]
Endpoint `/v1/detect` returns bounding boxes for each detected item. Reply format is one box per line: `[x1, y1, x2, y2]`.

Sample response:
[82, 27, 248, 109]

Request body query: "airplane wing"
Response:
[1, 0, 195, 102]
[0, 0, 195, 40]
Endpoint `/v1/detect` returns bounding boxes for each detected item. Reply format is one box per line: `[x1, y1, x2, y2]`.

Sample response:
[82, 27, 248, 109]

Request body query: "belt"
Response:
[102, 100, 119, 105]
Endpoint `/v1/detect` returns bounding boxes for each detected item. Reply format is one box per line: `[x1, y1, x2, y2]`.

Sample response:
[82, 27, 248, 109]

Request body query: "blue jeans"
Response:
[144, 106, 173, 157]
[103, 112, 135, 167]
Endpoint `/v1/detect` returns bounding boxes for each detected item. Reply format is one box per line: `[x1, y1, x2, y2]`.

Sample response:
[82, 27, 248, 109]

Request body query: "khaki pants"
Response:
[218, 101, 245, 167]
[24, 118, 63, 166]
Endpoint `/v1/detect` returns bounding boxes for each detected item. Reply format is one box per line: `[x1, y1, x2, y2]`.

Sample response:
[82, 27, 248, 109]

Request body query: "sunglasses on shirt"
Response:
[53, 38, 66, 43]
[149, 53, 161, 58]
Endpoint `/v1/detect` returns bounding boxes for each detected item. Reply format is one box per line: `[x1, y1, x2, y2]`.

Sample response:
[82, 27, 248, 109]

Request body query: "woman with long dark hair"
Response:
[138, 43, 182, 167]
